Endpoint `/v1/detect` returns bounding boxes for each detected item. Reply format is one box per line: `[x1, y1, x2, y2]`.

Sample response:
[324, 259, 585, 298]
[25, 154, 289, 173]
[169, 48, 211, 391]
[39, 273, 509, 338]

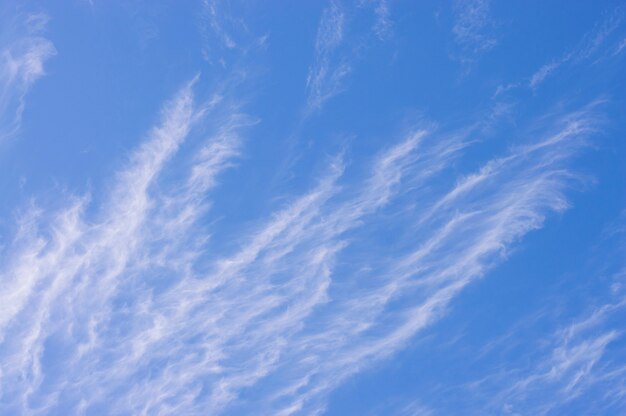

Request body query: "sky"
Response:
[0, 1, 625, 415]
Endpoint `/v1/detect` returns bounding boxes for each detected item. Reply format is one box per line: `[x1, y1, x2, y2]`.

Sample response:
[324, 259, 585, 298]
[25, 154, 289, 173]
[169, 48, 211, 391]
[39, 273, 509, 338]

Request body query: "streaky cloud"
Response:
[305, 0, 350, 114]
[0, 11, 55, 142]
[530, 9, 625, 88]
[0, 99, 602, 415]
[451, 0, 497, 66]
[0, 77, 245, 415]
[447, 211, 626, 416]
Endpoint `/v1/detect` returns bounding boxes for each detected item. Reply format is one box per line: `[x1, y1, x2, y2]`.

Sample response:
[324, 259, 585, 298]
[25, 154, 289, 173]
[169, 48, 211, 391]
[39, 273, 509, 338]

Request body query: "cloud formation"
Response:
[1, 3, 624, 416]
[451, 0, 497, 65]
[0, 70, 602, 414]
[530, 10, 625, 88]
[305, 0, 351, 114]
[0, 11, 55, 141]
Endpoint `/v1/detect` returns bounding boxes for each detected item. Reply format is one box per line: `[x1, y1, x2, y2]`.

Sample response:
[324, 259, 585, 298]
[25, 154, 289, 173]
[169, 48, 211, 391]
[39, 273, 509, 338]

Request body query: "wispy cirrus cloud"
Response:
[0, 77, 248, 414]
[530, 10, 625, 88]
[372, 0, 392, 40]
[0, 11, 55, 142]
[495, 324, 622, 415]
[200, 0, 239, 67]
[305, 0, 350, 114]
[451, 0, 497, 66]
[0, 70, 602, 414]
[263, 107, 598, 415]
[615, 37, 626, 55]
[470, 289, 626, 416]
[358, 0, 393, 40]
[199, 0, 269, 71]
[305, 0, 396, 115]
[489, 216, 626, 415]
[0, 2, 623, 415]
[438, 211, 626, 416]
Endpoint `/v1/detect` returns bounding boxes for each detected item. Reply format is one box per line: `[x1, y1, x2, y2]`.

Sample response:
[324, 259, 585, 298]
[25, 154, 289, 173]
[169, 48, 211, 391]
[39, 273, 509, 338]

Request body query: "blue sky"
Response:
[1, 1, 625, 415]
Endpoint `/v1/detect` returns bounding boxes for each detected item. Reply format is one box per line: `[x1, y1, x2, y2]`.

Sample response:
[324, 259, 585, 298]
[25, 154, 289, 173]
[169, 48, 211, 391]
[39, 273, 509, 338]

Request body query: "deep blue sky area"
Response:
[0, 1, 625, 415]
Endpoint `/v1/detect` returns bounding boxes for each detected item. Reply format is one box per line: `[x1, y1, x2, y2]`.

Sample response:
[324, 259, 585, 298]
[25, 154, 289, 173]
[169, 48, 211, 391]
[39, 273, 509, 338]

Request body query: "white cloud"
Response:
[0, 78, 245, 413]
[0, 76, 606, 415]
[373, 0, 392, 40]
[452, 0, 497, 65]
[202, 0, 237, 53]
[0, 12, 55, 142]
[450, 214, 626, 415]
[616, 37, 626, 55]
[305, 0, 351, 114]
[530, 11, 624, 88]
[481, 296, 626, 416]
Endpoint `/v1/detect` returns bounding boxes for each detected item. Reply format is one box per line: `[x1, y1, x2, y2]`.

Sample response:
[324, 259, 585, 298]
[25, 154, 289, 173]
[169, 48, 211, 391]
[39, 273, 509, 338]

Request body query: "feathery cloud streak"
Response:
[1, 2, 624, 415]
[464, 214, 626, 416]
[452, 0, 496, 65]
[305, 1, 350, 114]
[0, 11, 55, 141]
[530, 10, 625, 88]
[0, 73, 601, 414]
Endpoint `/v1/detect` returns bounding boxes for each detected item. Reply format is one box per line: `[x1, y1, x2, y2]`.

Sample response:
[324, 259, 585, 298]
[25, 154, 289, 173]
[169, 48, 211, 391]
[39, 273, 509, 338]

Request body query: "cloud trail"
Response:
[467, 289, 626, 416]
[0, 90, 599, 415]
[258, 108, 596, 415]
[305, 0, 350, 114]
[0, 11, 55, 141]
[530, 10, 625, 88]
[0, 2, 622, 415]
[451, 0, 496, 65]
[0, 78, 244, 415]
[429, 210, 626, 416]
[0, 9, 609, 404]
[490, 215, 626, 415]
